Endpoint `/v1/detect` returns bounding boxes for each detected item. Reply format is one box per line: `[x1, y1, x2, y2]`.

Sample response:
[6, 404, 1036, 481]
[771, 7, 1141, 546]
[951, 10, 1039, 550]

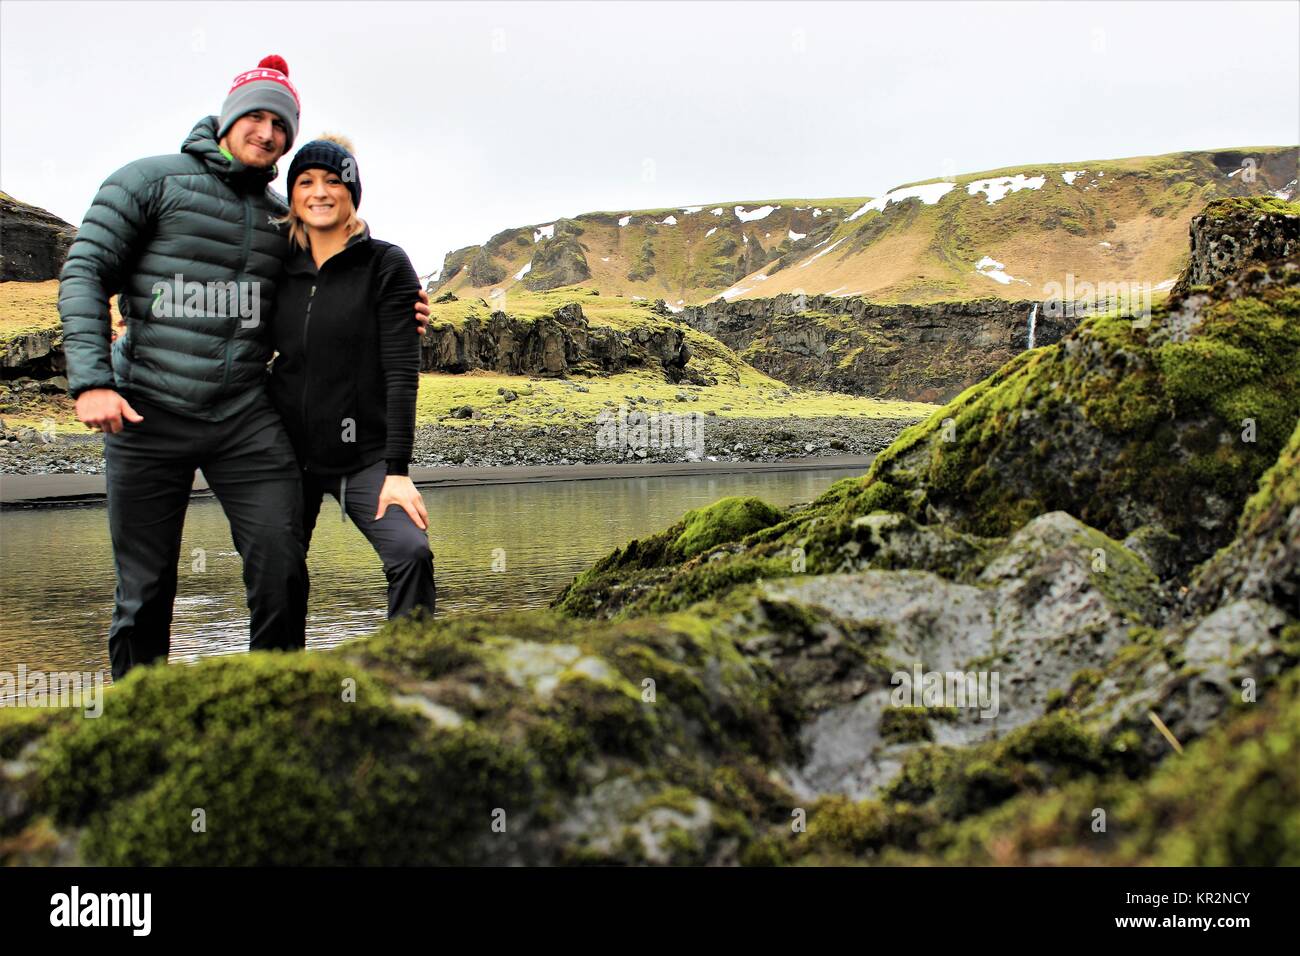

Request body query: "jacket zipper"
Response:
[300, 277, 318, 472]
[221, 193, 255, 391]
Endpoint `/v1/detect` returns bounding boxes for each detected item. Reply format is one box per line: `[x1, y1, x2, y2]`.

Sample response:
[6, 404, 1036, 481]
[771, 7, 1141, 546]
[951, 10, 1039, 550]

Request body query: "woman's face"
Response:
[291, 167, 354, 230]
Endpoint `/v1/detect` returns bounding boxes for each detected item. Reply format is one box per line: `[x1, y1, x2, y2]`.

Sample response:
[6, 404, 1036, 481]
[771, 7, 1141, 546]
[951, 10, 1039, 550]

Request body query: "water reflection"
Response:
[0, 468, 860, 674]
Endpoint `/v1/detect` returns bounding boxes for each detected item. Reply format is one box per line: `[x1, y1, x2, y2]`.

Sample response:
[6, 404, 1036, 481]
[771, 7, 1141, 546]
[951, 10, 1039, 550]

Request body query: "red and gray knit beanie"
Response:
[217, 55, 301, 148]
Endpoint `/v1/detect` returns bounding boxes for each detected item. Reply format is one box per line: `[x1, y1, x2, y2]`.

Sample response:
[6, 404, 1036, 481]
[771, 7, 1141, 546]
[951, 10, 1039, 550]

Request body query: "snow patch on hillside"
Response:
[682, 206, 702, 214]
[661, 215, 678, 226]
[711, 208, 723, 216]
[799, 236, 846, 268]
[618, 215, 632, 227]
[514, 261, 532, 280]
[847, 182, 955, 221]
[533, 224, 554, 242]
[705, 227, 718, 238]
[735, 204, 778, 221]
[788, 229, 806, 241]
[974, 255, 1028, 285]
[966, 174, 1046, 204]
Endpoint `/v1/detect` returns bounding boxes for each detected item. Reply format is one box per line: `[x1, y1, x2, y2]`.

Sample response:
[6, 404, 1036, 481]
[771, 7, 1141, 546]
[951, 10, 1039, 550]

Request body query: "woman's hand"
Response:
[375, 475, 428, 530]
[414, 289, 430, 335]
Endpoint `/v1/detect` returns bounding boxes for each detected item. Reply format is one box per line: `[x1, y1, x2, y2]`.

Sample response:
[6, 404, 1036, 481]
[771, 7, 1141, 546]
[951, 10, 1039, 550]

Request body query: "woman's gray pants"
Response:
[300, 459, 436, 620]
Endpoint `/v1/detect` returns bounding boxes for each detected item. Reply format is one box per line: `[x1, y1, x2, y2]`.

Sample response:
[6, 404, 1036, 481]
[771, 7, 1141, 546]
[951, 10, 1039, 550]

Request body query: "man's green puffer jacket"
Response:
[58, 115, 289, 421]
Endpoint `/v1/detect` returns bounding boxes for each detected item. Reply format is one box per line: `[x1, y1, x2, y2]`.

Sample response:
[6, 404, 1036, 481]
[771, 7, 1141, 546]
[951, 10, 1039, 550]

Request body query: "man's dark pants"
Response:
[102, 390, 308, 681]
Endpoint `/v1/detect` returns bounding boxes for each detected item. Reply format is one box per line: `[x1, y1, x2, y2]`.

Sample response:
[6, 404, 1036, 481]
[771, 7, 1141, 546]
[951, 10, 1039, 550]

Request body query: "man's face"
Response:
[221, 110, 288, 168]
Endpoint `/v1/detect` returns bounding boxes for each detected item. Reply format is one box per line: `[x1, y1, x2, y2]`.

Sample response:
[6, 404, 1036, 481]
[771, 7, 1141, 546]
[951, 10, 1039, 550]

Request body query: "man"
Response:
[59, 55, 426, 680]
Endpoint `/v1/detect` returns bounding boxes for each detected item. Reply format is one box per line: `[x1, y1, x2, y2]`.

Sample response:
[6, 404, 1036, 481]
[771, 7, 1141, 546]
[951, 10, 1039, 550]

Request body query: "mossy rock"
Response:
[24, 652, 535, 865]
[674, 497, 784, 559]
[837, 276, 1300, 572]
[554, 496, 785, 617]
[1187, 416, 1299, 614]
[1, 607, 798, 866]
[913, 670, 1300, 865]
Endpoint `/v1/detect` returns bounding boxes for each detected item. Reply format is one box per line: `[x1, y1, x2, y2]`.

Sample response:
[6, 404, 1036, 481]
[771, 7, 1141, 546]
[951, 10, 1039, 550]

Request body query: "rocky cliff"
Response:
[675, 294, 1077, 402]
[0, 192, 76, 282]
[2, 197, 1297, 866]
[0, 328, 63, 378]
[422, 293, 703, 383]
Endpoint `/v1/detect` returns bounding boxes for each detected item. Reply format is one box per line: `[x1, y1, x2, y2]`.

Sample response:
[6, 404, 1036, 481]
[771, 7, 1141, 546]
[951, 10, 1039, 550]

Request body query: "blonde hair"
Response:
[277, 132, 366, 250]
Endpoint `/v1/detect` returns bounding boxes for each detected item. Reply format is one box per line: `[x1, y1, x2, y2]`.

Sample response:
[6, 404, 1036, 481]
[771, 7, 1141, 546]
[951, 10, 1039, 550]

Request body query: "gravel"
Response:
[0, 415, 922, 475]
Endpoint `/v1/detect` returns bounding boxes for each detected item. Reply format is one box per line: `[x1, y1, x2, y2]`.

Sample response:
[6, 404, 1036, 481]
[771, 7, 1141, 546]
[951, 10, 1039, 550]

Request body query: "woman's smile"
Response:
[292, 166, 354, 231]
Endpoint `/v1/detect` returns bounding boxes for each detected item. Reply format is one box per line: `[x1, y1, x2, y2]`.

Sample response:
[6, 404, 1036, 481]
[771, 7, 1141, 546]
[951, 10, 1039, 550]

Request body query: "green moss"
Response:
[1200, 195, 1300, 218]
[879, 706, 935, 743]
[919, 671, 1300, 865]
[0, 706, 69, 760]
[835, 272, 1300, 554]
[553, 497, 789, 617]
[637, 785, 701, 816]
[798, 795, 933, 858]
[33, 653, 535, 865]
[674, 496, 785, 559]
[547, 672, 658, 760]
[1236, 415, 1300, 534]
[881, 711, 1122, 820]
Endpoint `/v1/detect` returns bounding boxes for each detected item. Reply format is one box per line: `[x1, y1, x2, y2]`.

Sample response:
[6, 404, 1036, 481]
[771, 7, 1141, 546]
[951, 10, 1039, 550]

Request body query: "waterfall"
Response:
[1027, 302, 1038, 350]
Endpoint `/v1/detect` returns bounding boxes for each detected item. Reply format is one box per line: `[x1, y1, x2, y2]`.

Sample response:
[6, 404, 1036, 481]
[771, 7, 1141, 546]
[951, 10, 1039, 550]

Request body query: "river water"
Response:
[0, 467, 860, 675]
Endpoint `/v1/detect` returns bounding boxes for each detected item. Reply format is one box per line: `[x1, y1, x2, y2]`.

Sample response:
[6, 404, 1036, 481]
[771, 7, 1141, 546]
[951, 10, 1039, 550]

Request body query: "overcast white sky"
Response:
[2, 0, 1297, 276]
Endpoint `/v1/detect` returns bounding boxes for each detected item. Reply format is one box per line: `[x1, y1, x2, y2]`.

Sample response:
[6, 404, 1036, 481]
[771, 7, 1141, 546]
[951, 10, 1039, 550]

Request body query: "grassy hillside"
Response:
[431, 197, 869, 308]
[431, 146, 1298, 306]
[3, 282, 932, 432]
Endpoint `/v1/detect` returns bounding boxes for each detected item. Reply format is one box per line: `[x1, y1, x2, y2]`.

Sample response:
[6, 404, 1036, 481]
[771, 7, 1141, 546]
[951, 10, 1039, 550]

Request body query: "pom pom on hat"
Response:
[258, 54, 290, 76]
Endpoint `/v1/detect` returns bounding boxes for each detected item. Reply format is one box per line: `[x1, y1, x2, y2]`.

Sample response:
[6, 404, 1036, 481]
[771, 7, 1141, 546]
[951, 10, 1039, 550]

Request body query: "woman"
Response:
[268, 134, 436, 620]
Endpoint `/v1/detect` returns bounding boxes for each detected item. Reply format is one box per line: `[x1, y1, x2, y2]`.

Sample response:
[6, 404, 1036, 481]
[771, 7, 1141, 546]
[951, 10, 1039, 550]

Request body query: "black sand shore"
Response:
[0, 454, 875, 507]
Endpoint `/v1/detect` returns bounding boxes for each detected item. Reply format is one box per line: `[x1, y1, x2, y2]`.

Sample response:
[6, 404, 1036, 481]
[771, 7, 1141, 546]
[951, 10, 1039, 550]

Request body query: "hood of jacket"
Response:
[182, 115, 279, 184]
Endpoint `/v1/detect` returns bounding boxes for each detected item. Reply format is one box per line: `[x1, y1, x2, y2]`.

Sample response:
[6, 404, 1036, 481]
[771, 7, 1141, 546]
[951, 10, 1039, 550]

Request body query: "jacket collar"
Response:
[284, 222, 373, 275]
[183, 116, 278, 186]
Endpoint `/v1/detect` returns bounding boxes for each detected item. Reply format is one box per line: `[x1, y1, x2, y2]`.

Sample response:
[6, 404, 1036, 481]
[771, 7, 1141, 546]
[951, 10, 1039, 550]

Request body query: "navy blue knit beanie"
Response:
[287, 136, 362, 210]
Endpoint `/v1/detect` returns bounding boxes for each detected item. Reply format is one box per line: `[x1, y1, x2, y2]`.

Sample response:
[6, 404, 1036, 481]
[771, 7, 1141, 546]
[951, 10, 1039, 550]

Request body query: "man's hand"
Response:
[76, 388, 143, 434]
[414, 288, 430, 336]
[375, 475, 428, 530]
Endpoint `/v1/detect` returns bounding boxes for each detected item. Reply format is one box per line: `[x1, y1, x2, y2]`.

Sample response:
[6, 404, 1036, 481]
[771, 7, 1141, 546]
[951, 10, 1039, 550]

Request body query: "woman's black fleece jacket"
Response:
[268, 226, 422, 477]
